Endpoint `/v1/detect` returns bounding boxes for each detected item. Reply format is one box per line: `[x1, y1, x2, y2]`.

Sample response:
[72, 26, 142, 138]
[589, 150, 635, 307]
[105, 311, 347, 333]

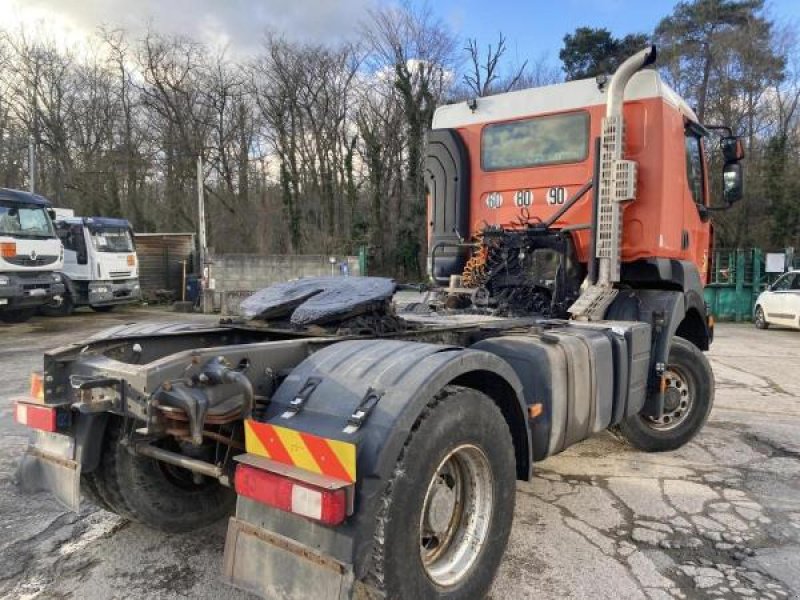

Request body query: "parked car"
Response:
[754, 269, 800, 329]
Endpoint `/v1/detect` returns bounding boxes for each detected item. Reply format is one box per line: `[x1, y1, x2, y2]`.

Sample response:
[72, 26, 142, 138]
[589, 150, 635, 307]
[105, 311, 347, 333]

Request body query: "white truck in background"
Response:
[42, 210, 140, 315]
[0, 188, 65, 323]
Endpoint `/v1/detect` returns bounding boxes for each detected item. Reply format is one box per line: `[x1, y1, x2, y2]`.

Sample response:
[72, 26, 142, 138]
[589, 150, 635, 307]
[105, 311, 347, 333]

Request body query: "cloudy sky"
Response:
[3, 0, 800, 63]
[3, 0, 372, 54]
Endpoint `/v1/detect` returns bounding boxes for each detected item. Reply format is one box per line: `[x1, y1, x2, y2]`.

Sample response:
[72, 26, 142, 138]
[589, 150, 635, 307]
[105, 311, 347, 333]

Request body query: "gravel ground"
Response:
[0, 307, 798, 599]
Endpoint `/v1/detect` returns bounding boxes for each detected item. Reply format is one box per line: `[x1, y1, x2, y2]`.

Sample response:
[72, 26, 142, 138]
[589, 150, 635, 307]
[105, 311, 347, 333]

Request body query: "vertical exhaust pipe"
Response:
[596, 45, 657, 286]
[571, 45, 657, 320]
[605, 45, 657, 121]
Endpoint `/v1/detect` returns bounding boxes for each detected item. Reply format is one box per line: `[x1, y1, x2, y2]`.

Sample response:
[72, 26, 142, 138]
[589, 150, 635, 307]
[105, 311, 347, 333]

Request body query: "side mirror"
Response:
[723, 162, 744, 205]
[721, 136, 745, 162]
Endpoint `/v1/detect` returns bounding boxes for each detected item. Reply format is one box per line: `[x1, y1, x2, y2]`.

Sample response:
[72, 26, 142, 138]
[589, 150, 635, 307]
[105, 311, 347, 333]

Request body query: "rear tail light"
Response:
[127, 254, 135, 266]
[0, 242, 16, 258]
[235, 464, 349, 525]
[15, 401, 57, 432]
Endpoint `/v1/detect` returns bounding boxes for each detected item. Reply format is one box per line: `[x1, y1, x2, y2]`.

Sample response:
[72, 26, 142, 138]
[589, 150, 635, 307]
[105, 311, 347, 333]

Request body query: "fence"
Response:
[207, 253, 362, 315]
[703, 248, 797, 321]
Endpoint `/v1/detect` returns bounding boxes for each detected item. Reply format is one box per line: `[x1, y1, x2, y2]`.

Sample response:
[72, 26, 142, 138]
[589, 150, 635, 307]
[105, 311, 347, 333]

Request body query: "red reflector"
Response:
[235, 464, 348, 525]
[14, 401, 57, 432]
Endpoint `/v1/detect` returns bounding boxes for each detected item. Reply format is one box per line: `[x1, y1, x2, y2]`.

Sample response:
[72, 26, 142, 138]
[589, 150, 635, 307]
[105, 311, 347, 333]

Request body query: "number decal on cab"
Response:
[514, 190, 532, 207]
[486, 192, 503, 209]
[547, 187, 566, 205]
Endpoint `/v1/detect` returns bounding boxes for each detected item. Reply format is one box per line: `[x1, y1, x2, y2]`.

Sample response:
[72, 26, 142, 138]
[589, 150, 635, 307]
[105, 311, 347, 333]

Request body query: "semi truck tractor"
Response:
[41, 212, 140, 316]
[15, 47, 745, 599]
[0, 188, 65, 323]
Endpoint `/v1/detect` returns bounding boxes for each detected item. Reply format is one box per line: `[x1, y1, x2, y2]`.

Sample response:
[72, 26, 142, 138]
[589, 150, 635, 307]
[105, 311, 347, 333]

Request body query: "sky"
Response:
[440, 0, 800, 66]
[3, 0, 800, 68]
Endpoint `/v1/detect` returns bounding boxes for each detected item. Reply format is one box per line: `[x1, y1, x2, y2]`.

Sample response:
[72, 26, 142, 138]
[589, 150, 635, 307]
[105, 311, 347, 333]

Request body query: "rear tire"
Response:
[80, 472, 113, 512]
[618, 337, 714, 452]
[91, 305, 115, 313]
[754, 306, 769, 329]
[369, 386, 516, 600]
[85, 420, 235, 532]
[0, 308, 36, 323]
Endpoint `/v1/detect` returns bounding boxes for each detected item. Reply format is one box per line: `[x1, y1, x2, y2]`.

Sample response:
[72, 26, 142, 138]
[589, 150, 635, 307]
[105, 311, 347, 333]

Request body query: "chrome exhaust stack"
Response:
[606, 45, 657, 120]
[570, 45, 657, 320]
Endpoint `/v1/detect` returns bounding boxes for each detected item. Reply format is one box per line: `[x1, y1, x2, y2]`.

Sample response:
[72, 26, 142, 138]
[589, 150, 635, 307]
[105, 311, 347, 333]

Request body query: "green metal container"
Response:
[703, 248, 765, 322]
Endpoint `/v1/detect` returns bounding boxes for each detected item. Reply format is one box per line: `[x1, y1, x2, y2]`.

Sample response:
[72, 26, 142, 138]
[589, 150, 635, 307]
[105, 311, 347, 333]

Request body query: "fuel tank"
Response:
[472, 320, 651, 461]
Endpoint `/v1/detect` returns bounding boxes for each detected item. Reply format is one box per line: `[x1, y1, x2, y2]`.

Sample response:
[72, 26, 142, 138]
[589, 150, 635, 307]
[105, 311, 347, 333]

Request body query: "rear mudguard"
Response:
[16, 412, 109, 512]
[246, 339, 528, 580]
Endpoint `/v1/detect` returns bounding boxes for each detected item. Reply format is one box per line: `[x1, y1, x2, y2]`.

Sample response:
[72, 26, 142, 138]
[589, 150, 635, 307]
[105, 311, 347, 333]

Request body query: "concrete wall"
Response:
[208, 254, 360, 314]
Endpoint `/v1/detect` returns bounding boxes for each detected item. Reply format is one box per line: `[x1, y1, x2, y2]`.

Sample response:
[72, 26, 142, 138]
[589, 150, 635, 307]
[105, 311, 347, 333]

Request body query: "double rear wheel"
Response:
[371, 386, 516, 599]
[81, 420, 235, 532]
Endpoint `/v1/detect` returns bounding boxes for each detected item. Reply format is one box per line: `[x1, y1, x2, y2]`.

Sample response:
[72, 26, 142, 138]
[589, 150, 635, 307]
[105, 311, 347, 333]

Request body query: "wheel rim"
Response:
[419, 444, 494, 587]
[646, 367, 693, 431]
[755, 308, 764, 327]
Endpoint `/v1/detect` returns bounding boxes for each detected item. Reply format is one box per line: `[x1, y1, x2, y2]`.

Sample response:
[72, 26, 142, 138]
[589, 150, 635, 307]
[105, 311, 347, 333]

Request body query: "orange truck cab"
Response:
[425, 46, 744, 353]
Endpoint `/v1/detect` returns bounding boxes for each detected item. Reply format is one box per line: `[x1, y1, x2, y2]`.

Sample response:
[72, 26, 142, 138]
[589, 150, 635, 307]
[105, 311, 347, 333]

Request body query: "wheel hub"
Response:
[663, 386, 681, 412]
[425, 478, 457, 534]
[648, 368, 693, 431]
[419, 444, 494, 587]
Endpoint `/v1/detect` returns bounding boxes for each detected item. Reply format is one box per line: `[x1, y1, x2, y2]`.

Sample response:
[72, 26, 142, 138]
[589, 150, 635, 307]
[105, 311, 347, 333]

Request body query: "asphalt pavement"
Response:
[0, 307, 798, 599]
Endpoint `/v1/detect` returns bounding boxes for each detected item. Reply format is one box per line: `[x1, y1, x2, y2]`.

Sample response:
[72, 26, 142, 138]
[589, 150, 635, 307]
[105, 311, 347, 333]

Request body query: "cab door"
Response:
[55, 223, 90, 281]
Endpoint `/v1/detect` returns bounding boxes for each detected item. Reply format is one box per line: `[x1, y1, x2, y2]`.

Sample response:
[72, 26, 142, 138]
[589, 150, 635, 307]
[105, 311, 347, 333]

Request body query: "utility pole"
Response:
[28, 136, 36, 193]
[196, 154, 208, 270]
[197, 154, 211, 313]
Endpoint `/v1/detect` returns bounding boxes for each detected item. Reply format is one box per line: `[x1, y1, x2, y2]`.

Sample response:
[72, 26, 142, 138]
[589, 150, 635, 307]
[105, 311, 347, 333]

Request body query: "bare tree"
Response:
[363, 1, 458, 276]
[463, 33, 528, 97]
[0, 4, 793, 272]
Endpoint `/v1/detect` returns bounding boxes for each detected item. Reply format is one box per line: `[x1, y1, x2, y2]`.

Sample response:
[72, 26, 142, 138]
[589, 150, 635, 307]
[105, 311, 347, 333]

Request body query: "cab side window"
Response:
[56, 224, 85, 253]
[685, 134, 705, 205]
[56, 225, 75, 251]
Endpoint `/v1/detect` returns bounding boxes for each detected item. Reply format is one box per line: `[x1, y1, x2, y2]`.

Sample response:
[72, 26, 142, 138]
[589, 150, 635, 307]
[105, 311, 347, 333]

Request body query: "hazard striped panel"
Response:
[244, 420, 356, 483]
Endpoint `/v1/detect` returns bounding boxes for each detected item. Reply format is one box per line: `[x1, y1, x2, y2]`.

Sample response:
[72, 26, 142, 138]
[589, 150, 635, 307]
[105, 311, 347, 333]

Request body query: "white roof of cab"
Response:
[433, 69, 698, 129]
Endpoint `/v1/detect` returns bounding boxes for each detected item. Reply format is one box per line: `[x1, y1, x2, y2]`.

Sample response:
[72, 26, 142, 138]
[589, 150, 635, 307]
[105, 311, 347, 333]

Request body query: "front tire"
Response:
[0, 308, 36, 323]
[618, 337, 714, 452]
[41, 294, 74, 317]
[754, 306, 769, 329]
[84, 421, 235, 532]
[370, 386, 516, 600]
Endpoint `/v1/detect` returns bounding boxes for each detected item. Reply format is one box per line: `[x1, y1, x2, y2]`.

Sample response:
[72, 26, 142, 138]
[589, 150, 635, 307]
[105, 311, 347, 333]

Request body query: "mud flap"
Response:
[16, 431, 81, 512]
[222, 517, 360, 600]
